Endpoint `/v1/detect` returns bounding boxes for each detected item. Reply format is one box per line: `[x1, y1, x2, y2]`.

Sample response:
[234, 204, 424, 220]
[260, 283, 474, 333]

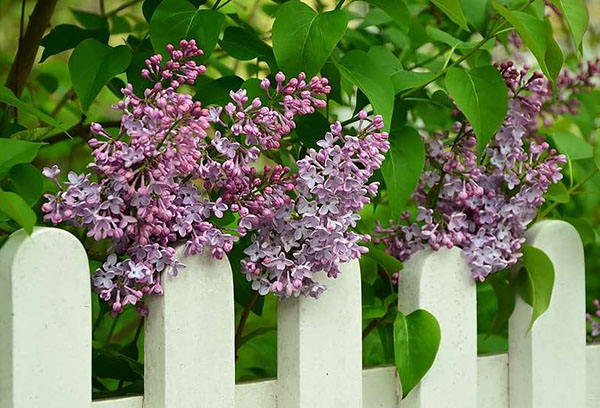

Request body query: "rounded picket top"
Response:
[144, 246, 235, 408]
[0, 227, 91, 408]
[278, 259, 363, 408]
[398, 247, 477, 408]
[509, 220, 586, 408]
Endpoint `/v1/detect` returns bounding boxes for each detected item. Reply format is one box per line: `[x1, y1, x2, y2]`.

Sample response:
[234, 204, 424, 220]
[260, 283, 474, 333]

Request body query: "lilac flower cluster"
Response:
[374, 63, 568, 281]
[587, 299, 600, 343]
[242, 112, 389, 297]
[42, 40, 384, 314]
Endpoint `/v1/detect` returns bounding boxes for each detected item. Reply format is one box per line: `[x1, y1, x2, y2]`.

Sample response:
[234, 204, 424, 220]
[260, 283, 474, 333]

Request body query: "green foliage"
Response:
[517, 244, 555, 331]
[381, 126, 425, 216]
[430, 0, 469, 31]
[272, 1, 347, 77]
[445, 66, 508, 156]
[394, 309, 441, 398]
[337, 50, 394, 130]
[69, 39, 132, 112]
[149, 0, 225, 60]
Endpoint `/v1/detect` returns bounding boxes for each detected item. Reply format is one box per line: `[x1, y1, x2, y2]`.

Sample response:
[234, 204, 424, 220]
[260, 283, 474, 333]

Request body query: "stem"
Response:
[335, 0, 347, 10]
[106, 0, 142, 17]
[538, 169, 599, 219]
[4, 0, 59, 99]
[51, 87, 75, 116]
[234, 291, 259, 360]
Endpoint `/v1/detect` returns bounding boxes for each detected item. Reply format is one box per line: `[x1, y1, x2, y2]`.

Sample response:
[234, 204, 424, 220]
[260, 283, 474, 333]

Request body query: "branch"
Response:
[5, 0, 59, 98]
[234, 291, 259, 360]
[46, 120, 121, 144]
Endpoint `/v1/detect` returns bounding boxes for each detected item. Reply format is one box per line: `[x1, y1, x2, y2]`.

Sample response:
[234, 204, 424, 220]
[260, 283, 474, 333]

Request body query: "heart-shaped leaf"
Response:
[220, 26, 277, 71]
[381, 126, 425, 216]
[0, 139, 43, 178]
[149, 0, 225, 60]
[549, 0, 588, 57]
[272, 1, 347, 77]
[491, 1, 563, 82]
[40, 24, 109, 62]
[445, 66, 508, 156]
[69, 39, 132, 112]
[336, 50, 394, 130]
[430, 0, 469, 30]
[0, 188, 36, 234]
[394, 309, 441, 398]
[517, 244, 555, 331]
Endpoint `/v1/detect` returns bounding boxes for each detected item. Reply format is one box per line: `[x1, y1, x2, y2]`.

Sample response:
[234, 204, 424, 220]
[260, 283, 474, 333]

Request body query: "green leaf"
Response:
[0, 139, 43, 178]
[8, 127, 54, 142]
[491, 1, 562, 82]
[69, 39, 132, 112]
[391, 71, 437, 93]
[549, 0, 588, 56]
[149, 0, 225, 61]
[195, 76, 244, 106]
[551, 130, 593, 160]
[517, 244, 555, 331]
[39, 25, 108, 62]
[272, 1, 347, 77]
[360, 0, 411, 33]
[445, 66, 508, 156]
[487, 271, 516, 335]
[562, 217, 595, 246]
[545, 181, 570, 204]
[337, 50, 394, 131]
[594, 140, 600, 171]
[71, 9, 109, 31]
[362, 243, 404, 275]
[430, 0, 469, 30]
[426, 27, 494, 50]
[6, 164, 43, 206]
[126, 36, 155, 97]
[459, 0, 488, 30]
[294, 111, 330, 150]
[381, 126, 425, 215]
[0, 188, 37, 235]
[0, 86, 65, 130]
[394, 309, 441, 398]
[220, 26, 277, 71]
[229, 235, 264, 316]
[367, 45, 402, 77]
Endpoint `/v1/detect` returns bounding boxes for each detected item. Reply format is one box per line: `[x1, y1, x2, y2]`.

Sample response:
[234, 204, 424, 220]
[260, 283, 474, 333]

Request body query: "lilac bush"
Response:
[374, 62, 574, 281]
[42, 40, 388, 315]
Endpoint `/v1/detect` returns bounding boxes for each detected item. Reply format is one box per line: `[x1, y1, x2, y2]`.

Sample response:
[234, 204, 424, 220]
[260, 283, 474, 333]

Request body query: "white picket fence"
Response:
[0, 219, 597, 408]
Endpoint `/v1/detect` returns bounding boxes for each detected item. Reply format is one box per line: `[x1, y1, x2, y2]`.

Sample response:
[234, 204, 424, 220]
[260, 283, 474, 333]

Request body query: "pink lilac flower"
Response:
[587, 299, 600, 343]
[42, 39, 379, 314]
[241, 113, 389, 297]
[373, 62, 590, 281]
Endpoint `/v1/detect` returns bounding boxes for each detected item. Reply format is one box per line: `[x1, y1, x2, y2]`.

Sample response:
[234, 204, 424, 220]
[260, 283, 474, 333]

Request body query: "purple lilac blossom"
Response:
[241, 112, 389, 297]
[587, 299, 600, 343]
[41, 40, 354, 315]
[373, 62, 590, 281]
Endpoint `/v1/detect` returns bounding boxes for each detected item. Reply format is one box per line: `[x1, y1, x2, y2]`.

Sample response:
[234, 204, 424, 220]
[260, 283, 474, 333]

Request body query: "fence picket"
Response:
[398, 247, 477, 408]
[144, 248, 235, 408]
[0, 228, 91, 408]
[277, 259, 362, 408]
[509, 220, 586, 408]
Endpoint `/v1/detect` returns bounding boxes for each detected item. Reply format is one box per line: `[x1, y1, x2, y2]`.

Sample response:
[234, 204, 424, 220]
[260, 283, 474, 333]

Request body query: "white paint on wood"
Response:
[362, 366, 399, 408]
[92, 397, 143, 408]
[277, 259, 362, 408]
[477, 354, 508, 408]
[235, 379, 277, 408]
[587, 344, 600, 408]
[398, 247, 477, 408]
[509, 220, 586, 408]
[144, 249, 235, 408]
[0, 228, 91, 408]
